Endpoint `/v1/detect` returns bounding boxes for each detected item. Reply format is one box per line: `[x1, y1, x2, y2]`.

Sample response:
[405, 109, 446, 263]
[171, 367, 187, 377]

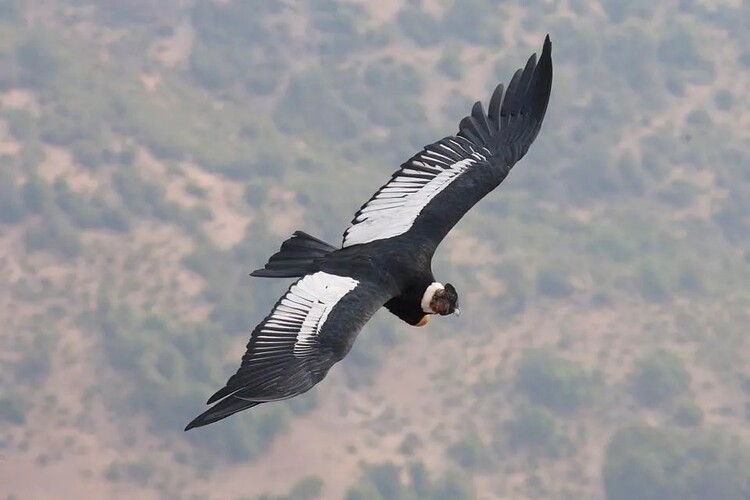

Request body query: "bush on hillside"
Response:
[630, 349, 691, 409]
[603, 425, 750, 500]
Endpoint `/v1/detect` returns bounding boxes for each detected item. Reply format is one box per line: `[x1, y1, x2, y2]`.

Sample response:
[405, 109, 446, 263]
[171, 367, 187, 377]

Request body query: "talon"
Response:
[416, 315, 430, 327]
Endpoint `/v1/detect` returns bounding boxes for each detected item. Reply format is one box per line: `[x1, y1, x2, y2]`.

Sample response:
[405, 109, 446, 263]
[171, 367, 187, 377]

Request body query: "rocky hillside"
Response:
[0, 0, 749, 499]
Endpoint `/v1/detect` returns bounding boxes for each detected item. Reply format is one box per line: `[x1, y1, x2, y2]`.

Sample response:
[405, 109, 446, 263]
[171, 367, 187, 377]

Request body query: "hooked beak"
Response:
[453, 308, 461, 317]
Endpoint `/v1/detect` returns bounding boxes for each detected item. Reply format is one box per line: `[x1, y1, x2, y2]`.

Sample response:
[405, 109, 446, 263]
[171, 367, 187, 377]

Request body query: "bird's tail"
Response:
[250, 230, 337, 278]
[185, 396, 261, 431]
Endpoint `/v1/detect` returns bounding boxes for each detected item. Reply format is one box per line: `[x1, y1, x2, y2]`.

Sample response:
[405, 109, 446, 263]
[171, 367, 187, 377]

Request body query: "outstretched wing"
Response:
[185, 271, 389, 430]
[342, 35, 553, 251]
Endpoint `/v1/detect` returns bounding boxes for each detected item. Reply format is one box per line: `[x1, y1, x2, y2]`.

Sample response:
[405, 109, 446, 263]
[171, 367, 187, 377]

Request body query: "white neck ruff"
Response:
[421, 282, 444, 313]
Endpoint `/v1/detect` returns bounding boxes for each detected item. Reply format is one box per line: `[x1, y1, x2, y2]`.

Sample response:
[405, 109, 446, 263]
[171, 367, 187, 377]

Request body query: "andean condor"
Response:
[186, 36, 553, 430]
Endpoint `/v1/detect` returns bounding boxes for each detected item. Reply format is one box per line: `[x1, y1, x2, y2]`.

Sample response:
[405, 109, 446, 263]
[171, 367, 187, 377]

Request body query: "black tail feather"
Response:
[184, 397, 261, 431]
[251, 231, 337, 278]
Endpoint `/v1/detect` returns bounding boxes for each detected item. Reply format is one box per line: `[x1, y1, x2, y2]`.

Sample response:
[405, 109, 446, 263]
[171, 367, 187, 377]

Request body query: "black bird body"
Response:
[336, 239, 437, 327]
[186, 36, 554, 430]
[264, 236, 436, 325]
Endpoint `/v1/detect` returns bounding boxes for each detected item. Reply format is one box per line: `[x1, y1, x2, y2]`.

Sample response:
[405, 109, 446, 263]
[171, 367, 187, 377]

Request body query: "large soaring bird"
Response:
[186, 36, 553, 430]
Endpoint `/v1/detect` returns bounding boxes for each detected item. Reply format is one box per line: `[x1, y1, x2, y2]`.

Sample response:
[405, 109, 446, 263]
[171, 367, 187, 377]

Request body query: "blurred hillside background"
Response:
[0, 0, 748, 498]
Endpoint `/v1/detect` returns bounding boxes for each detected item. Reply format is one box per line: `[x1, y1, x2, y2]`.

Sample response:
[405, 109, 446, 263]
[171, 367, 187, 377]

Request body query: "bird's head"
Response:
[421, 282, 460, 317]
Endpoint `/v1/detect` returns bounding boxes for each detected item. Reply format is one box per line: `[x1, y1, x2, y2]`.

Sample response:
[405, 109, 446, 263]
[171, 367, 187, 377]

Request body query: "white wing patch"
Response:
[257, 272, 359, 358]
[343, 139, 488, 247]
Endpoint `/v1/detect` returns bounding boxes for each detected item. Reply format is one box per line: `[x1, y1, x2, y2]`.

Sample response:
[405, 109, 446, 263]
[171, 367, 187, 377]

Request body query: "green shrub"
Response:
[22, 173, 54, 214]
[714, 187, 750, 245]
[53, 179, 130, 232]
[259, 475, 326, 500]
[310, 1, 368, 59]
[275, 69, 362, 141]
[16, 33, 61, 88]
[431, 469, 475, 500]
[288, 476, 325, 500]
[562, 144, 622, 201]
[245, 60, 284, 95]
[501, 403, 566, 458]
[13, 332, 55, 385]
[656, 180, 699, 209]
[441, 0, 503, 45]
[599, 0, 656, 23]
[345, 482, 381, 500]
[676, 265, 704, 295]
[535, 267, 574, 298]
[657, 25, 712, 75]
[188, 41, 237, 90]
[602, 28, 658, 99]
[437, 47, 463, 81]
[713, 89, 733, 111]
[104, 458, 155, 485]
[0, 169, 25, 223]
[447, 428, 493, 471]
[399, 432, 422, 455]
[94, 0, 184, 26]
[638, 260, 670, 302]
[396, 4, 441, 47]
[0, 0, 20, 20]
[345, 463, 404, 500]
[24, 210, 82, 258]
[39, 107, 94, 146]
[672, 401, 703, 427]
[363, 58, 423, 95]
[112, 169, 191, 227]
[70, 138, 110, 169]
[189, 0, 289, 92]
[515, 349, 599, 414]
[345, 461, 475, 500]
[741, 374, 750, 396]
[4, 108, 37, 140]
[0, 394, 27, 424]
[630, 349, 691, 409]
[603, 425, 750, 500]
[587, 224, 639, 263]
[407, 461, 431, 498]
[685, 109, 712, 127]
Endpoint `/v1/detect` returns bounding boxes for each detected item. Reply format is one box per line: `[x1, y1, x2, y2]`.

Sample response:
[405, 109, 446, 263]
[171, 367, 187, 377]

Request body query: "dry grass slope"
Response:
[0, 0, 748, 499]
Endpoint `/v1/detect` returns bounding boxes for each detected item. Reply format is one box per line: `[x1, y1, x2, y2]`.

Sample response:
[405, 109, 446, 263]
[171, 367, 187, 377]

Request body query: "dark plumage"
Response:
[186, 36, 553, 430]
[250, 231, 336, 278]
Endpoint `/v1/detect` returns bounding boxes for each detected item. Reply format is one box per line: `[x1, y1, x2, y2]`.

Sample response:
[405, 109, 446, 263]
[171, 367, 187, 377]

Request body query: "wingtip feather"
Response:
[456, 34, 552, 150]
[185, 397, 261, 430]
[541, 34, 552, 63]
